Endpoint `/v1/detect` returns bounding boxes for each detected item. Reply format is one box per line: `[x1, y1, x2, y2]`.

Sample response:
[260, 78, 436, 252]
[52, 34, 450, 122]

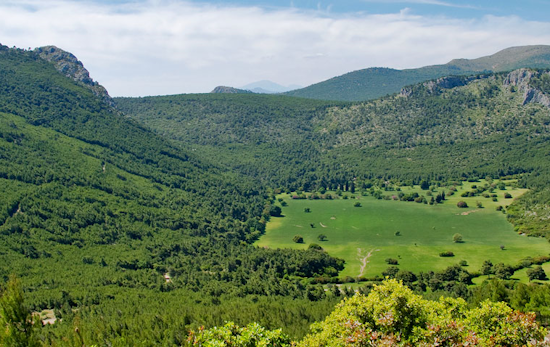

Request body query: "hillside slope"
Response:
[118, 69, 550, 233]
[0, 45, 345, 343]
[285, 45, 550, 101]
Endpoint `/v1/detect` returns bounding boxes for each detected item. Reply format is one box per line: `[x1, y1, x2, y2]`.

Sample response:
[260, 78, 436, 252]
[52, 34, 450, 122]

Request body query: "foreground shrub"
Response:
[188, 322, 291, 346]
[298, 279, 547, 346]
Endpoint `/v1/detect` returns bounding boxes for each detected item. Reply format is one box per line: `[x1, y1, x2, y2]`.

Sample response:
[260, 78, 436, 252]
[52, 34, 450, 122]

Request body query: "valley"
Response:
[2, 43, 550, 345]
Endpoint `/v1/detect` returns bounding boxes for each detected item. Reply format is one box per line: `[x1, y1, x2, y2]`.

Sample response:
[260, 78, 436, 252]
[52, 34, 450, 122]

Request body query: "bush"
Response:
[308, 243, 323, 251]
[385, 258, 399, 265]
[354, 202, 362, 207]
[453, 233, 463, 243]
[317, 234, 327, 241]
[292, 235, 304, 243]
[457, 201, 468, 208]
[527, 266, 548, 281]
[504, 193, 512, 199]
[439, 251, 454, 257]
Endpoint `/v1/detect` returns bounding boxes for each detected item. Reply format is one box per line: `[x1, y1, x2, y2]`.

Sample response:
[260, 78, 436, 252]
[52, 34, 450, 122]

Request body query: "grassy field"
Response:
[257, 181, 550, 279]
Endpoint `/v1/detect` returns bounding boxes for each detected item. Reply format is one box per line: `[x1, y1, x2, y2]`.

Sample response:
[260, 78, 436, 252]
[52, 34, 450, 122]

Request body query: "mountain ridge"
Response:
[285, 45, 550, 101]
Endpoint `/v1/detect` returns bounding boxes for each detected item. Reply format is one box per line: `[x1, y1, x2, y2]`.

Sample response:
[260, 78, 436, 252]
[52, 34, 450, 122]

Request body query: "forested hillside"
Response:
[118, 69, 550, 234]
[285, 45, 550, 101]
[0, 45, 347, 344]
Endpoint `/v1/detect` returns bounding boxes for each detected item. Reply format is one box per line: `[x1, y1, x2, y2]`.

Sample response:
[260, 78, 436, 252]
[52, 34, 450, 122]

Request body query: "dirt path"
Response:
[357, 248, 379, 278]
[460, 209, 481, 216]
[319, 222, 327, 228]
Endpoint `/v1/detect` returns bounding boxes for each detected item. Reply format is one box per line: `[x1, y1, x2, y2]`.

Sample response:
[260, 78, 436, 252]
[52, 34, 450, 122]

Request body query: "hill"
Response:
[117, 68, 550, 233]
[0, 45, 346, 343]
[285, 45, 550, 101]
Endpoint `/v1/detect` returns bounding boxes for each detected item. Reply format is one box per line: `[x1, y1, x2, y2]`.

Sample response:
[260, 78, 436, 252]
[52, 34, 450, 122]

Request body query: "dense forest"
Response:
[2, 43, 550, 345]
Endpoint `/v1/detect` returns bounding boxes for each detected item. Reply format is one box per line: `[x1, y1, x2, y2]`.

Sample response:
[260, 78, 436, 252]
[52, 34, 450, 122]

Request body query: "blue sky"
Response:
[204, 0, 550, 21]
[1, 0, 549, 96]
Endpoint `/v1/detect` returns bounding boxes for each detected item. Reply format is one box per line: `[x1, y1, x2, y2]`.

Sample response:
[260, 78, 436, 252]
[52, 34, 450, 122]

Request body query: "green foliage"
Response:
[293, 235, 304, 244]
[527, 266, 548, 281]
[188, 322, 291, 346]
[0, 275, 40, 347]
[457, 201, 468, 208]
[298, 279, 547, 346]
[453, 233, 463, 243]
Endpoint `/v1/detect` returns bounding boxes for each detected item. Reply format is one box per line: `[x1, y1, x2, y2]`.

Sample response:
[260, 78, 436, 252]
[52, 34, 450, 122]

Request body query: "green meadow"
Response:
[257, 183, 550, 279]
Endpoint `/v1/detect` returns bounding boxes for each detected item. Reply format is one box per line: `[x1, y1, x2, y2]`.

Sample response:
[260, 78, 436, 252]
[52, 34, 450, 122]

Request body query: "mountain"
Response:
[117, 68, 550, 233]
[241, 80, 302, 93]
[285, 45, 550, 101]
[210, 85, 253, 94]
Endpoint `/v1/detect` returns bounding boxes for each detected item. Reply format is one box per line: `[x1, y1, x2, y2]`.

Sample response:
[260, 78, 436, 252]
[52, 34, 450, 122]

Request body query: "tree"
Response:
[420, 180, 430, 190]
[494, 263, 513, 280]
[382, 266, 399, 278]
[527, 266, 548, 281]
[317, 234, 327, 241]
[304, 207, 311, 213]
[269, 205, 282, 217]
[453, 233, 463, 243]
[481, 260, 493, 276]
[385, 258, 398, 265]
[457, 201, 468, 208]
[0, 275, 41, 347]
[308, 243, 323, 251]
[353, 202, 362, 207]
[292, 235, 304, 243]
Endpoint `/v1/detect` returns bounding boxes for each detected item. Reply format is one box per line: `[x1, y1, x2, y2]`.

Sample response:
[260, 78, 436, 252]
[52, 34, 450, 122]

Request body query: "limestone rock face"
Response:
[504, 69, 550, 107]
[35, 46, 114, 107]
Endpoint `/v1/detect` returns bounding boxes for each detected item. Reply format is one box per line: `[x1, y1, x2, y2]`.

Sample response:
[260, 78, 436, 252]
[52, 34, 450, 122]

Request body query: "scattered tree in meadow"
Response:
[395, 231, 401, 236]
[453, 233, 463, 243]
[504, 192, 512, 199]
[385, 258, 398, 265]
[527, 266, 548, 281]
[269, 205, 282, 217]
[304, 207, 311, 213]
[292, 235, 304, 243]
[353, 202, 362, 207]
[317, 234, 327, 241]
[308, 243, 323, 251]
[457, 201, 468, 208]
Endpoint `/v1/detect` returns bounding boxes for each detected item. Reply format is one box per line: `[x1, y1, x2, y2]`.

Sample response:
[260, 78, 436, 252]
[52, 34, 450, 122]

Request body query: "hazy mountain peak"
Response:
[241, 80, 302, 94]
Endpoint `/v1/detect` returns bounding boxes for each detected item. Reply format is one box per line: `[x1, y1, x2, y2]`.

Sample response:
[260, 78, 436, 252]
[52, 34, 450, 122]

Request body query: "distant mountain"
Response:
[286, 45, 550, 101]
[211, 85, 253, 94]
[241, 80, 302, 94]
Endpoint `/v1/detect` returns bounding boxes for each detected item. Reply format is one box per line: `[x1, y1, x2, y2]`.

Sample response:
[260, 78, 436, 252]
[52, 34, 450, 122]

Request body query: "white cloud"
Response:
[1, 0, 549, 96]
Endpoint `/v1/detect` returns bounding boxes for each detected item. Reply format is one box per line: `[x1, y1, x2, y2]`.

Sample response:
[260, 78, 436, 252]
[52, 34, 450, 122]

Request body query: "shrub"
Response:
[457, 201, 468, 208]
[453, 233, 463, 243]
[292, 235, 304, 243]
[354, 202, 362, 207]
[439, 251, 454, 257]
[308, 243, 323, 251]
[504, 193, 512, 199]
[385, 258, 398, 265]
[317, 234, 327, 241]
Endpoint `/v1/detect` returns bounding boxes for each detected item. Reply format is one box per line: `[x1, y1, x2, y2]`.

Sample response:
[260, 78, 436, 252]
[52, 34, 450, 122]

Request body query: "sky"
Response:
[1, 0, 550, 96]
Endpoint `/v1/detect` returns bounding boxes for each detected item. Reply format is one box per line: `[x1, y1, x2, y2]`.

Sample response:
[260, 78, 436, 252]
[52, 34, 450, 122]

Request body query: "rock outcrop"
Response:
[35, 46, 114, 107]
[504, 69, 550, 107]
[210, 86, 253, 94]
